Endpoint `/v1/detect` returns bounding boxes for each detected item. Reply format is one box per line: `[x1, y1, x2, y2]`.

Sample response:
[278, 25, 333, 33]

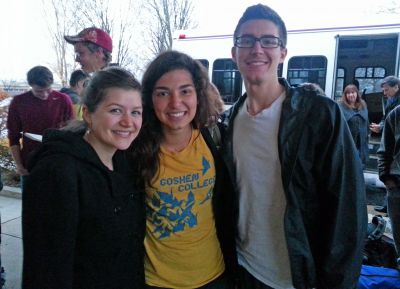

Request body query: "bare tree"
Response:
[41, 0, 79, 86]
[376, 0, 400, 14]
[42, 0, 142, 83]
[72, 0, 142, 70]
[143, 0, 196, 57]
[0, 80, 18, 95]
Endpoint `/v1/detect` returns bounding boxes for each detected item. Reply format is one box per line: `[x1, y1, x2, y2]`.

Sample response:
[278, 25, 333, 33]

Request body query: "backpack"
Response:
[208, 122, 222, 149]
[362, 215, 398, 269]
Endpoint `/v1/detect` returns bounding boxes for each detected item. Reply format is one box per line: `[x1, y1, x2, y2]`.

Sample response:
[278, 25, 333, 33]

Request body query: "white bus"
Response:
[173, 23, 400, 178]
[173, 23, 400, 120]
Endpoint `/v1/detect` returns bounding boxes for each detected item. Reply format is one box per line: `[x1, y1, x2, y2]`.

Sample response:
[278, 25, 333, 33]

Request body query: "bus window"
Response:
[355, 66, 386, 94]
[334, 68, 346, 100]
[212, 58, 242, 104]
[287, 56, 327, 89]
[197, 59, 209, 71]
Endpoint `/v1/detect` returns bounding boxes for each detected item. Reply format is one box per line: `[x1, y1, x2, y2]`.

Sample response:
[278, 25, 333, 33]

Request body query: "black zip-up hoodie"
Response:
[22, 128, 145, 289]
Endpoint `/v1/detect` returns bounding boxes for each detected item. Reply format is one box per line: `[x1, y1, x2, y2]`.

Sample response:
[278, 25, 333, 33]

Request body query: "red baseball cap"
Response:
[64, 27, 113, 53]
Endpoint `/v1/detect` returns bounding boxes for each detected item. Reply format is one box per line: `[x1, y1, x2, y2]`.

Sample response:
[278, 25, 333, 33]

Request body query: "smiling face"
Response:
[83, 87, 142, 158]
[152, 69, 197, 135]
[232, 19, 287, 86]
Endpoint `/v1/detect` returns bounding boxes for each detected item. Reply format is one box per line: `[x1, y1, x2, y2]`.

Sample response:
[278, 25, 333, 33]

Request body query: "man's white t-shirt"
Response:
[233, 93, 294, 289]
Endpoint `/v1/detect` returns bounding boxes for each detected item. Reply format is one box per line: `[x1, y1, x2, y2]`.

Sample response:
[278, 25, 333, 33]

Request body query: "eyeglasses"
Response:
[235, 36, 283, 48]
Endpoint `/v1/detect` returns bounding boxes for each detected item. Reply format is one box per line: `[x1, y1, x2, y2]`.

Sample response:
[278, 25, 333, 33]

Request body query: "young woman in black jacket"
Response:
[22, 67, 146, 289]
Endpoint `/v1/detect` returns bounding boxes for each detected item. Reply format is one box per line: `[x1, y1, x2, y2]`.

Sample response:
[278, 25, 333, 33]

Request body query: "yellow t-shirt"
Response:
[74, 104, 83, 120]
[145, 129, 225, 288]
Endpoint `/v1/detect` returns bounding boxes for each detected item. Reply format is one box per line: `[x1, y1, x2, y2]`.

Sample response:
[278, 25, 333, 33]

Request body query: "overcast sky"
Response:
[1, 0, 399, 82]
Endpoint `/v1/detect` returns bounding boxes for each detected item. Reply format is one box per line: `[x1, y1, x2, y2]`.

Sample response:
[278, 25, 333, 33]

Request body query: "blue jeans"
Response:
[387, 187, 400, 258]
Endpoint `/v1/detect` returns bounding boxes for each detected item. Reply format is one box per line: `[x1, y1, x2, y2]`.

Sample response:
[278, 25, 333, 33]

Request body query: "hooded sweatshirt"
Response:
[22, 128, 145, 289]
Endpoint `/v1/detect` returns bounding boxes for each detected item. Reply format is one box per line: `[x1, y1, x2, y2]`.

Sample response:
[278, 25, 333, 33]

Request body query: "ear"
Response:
[82, 105, 91, 126]
[279, 47, 288, 64]
[231, 47, 237, 64]
[94, 48, 105, 61]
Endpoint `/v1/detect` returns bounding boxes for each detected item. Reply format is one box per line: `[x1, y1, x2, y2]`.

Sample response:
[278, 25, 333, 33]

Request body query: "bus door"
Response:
[334, 33, 399, 123]
[334, 33, 400, 172]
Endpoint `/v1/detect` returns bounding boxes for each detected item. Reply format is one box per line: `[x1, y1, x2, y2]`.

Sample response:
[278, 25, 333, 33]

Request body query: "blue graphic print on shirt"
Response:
[148, 156, 215, 239]
[202, 156, 210, 175]
[149, 190, 197, 239]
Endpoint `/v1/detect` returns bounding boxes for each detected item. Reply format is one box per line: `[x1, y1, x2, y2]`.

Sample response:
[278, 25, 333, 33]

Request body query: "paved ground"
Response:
[1, 191, 22, 289]
[0, 182, 392, 289]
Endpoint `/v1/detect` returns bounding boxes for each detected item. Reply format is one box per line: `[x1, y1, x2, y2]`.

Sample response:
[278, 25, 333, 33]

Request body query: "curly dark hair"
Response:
[130, 50, 220, 186]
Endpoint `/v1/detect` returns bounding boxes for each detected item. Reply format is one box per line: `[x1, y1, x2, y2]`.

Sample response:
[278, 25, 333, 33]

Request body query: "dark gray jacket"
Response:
[378, 91, 400, 131]
[338, 102, 369, 166]
[221, 78, 367, 289]
[60, 87, 80, 104]
[378, 105, 400, 185]
[200, 127, 238, 283]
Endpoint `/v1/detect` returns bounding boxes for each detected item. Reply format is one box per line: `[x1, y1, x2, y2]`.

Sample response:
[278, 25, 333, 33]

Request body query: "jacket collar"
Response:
[222, 79, 320, 189]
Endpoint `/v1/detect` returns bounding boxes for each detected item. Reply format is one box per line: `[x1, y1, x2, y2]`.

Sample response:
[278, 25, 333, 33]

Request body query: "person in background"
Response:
[338, 84, 369, 168]
[377, 104, 400, 269]
[130, 50, 236, 288]
[209, 82, 225, 114]
[371, 76, 400, 213]
[64, 27, 113, 73]
[60, 69, 89, 118]
[369, 75, 400, 135]
[6, 66, 74, 183]
[22, 67, 145, 289]
[60, 69, 89, 106]
[221, 4, 367, 289]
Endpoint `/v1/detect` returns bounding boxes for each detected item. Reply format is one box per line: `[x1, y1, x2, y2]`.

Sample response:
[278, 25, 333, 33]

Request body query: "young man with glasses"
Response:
[64, 27, 113, 73]
[221, 4, 367, 289]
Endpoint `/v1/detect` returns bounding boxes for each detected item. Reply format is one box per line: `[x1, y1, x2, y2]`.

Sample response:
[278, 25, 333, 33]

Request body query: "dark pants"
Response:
[237, 266, 274, 289]
[145, 272, 231, 289]
[387, 187, 400, 259]
[20, 175, 26, 191]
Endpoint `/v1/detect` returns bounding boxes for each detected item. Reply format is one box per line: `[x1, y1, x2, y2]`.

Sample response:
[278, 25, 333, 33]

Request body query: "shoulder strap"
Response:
[208, 123, 222, 149]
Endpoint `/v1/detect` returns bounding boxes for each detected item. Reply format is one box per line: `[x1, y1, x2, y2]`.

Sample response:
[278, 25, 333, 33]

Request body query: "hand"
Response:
[385, 180, 397, 190]
[369, 123, 381, 133]
[16, 165, 29, 176]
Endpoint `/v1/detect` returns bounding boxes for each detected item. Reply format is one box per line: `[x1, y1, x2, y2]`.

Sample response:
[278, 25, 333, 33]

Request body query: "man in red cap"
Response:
[64, 27, 113, 73]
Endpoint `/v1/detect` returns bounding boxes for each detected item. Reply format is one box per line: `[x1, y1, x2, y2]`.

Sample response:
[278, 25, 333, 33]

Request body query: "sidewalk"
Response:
[0, 186, 22, 200]
[1, 191, 22, 289]
[0, 184, 394, 289]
